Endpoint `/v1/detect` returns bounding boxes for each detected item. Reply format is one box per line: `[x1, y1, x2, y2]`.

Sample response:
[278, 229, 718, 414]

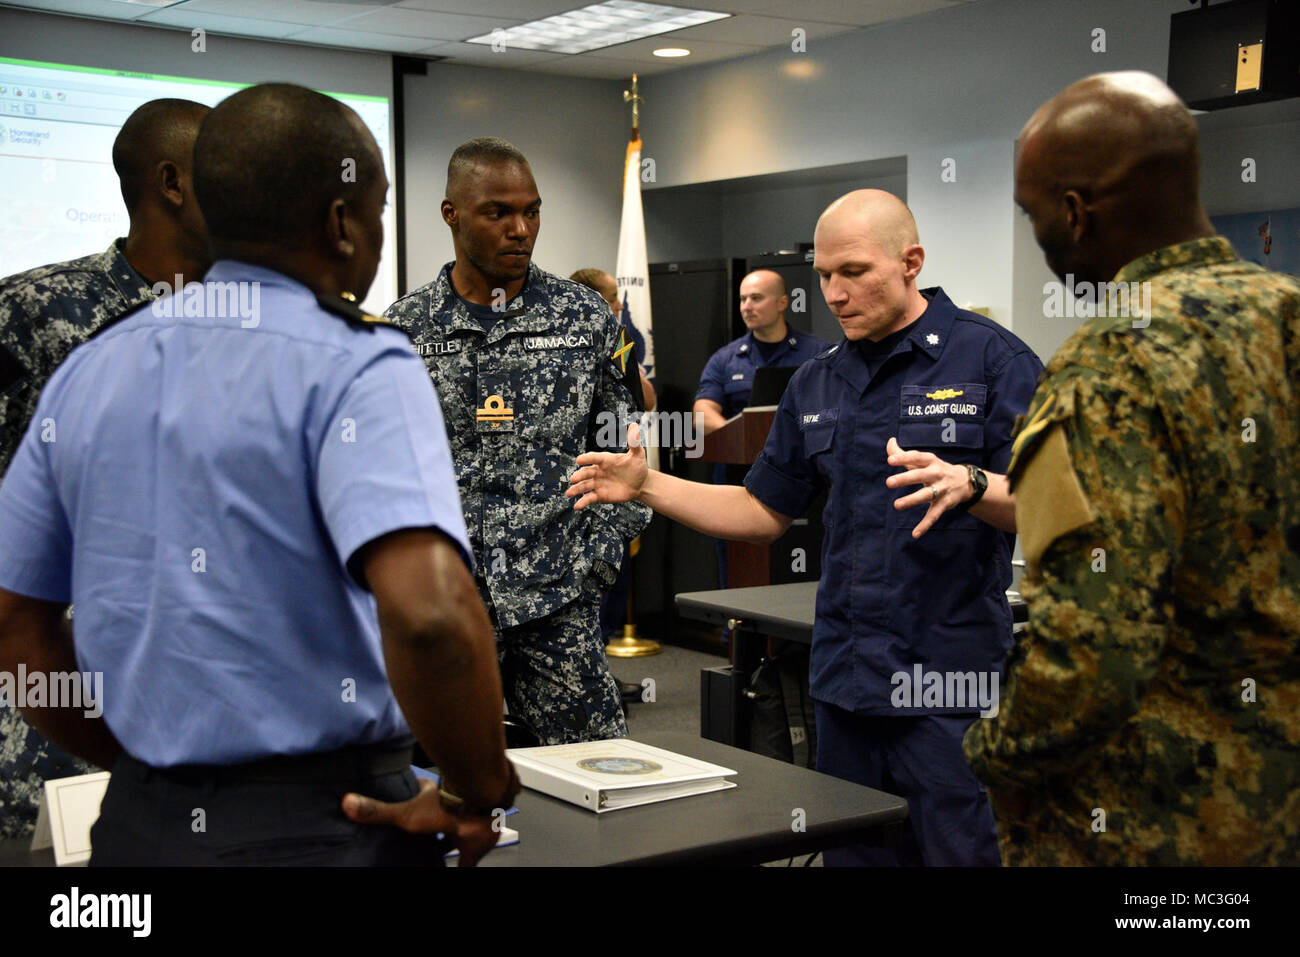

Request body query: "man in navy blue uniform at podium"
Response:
[694, 269, 828, 587]
[570, 190, 1042, 866]
[694, 269, 828, 433]
[0, 84, 517, 866]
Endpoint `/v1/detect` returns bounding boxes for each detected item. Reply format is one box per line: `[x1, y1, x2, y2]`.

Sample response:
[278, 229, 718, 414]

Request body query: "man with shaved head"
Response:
[0, 83, 518, 864]
[694, 269, 827, 434]
[386, 138, 650, 746]
[965, 71, 1300, 865]
[693, 268, 828, 588]
[0, 96, 210, 841]
[569, 188, 1043, 865]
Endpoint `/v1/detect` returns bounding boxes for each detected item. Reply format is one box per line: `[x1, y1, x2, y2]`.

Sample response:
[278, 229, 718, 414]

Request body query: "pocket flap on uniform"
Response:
[800, 417, 837, 456]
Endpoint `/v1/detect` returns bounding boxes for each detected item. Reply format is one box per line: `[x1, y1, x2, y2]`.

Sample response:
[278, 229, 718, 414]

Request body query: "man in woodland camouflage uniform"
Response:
[386, 138, 649, 745]
[0, 98, 210, 838]
[965, 71, 1300, 865]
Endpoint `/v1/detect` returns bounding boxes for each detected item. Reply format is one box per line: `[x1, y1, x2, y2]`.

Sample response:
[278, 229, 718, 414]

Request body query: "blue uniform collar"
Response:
[903, 287, 958, 359]
[739, 325, 802, 360]
[204, 260, 319, 301]
[819, 286, 958, 394]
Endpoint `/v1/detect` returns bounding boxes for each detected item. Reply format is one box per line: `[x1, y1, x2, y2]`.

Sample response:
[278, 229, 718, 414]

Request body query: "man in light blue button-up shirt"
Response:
[0, 84, 516, 866]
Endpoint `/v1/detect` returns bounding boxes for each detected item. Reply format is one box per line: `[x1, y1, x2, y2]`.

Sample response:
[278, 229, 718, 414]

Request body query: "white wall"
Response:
[401, 63, 627, 292]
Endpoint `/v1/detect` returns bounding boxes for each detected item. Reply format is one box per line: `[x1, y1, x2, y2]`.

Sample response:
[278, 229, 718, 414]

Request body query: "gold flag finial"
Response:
[622, 73, 642, 138]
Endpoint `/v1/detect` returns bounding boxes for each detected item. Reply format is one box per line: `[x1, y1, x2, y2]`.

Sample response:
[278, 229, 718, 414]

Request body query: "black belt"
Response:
[143, 737, 416, 786]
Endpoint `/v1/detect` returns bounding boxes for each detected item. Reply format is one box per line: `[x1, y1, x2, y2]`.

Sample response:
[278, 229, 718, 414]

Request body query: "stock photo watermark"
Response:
[151, 277, 261, 328]
[0, 665, 103, 718]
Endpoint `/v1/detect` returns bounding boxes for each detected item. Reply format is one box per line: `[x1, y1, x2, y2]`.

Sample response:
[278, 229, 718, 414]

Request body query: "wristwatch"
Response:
[438, 760, 522, 819]
[955, 464, 988, 511]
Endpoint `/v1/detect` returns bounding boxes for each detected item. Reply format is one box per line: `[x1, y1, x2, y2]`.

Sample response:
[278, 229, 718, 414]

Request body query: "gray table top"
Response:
[0, 731, 907, 868]
[676, 580, 1026, 641]
[676, 582, 819, 642]
[481, 731, 907, 866]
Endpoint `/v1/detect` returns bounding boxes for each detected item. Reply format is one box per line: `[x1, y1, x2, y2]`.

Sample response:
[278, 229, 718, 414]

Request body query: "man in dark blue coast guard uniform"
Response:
[570, 189, 1042, 865]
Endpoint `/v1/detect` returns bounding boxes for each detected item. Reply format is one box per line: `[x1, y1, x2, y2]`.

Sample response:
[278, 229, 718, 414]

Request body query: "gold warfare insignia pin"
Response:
[476, 394, 514, 429]
[612, 327, 634, 374]
[926, 388, 965, 400]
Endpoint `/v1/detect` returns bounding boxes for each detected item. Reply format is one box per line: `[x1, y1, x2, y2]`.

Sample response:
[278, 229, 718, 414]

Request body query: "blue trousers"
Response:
[90, 748, 443, 866]
[815, 701, 1002, 866]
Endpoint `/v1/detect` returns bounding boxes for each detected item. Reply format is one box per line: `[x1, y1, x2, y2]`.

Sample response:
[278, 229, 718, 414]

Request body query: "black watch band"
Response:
[956, 464, 988, 511]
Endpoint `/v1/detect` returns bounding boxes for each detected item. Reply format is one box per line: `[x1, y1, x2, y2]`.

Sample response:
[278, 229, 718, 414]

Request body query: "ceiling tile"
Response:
[284, 25, 453, 53]
[664, 13, 854, 45]
[746, 0, 964, 28]
[0, 0, 162, 20]
[323, 6, 518, 41]
[650, 1, 788, 14]
[395, 0, 580, 17]
[417, 40, 564, 68]
[587, 35, 764, 63]
[162, 0, 365, 27]
[136, 8, 304, 38]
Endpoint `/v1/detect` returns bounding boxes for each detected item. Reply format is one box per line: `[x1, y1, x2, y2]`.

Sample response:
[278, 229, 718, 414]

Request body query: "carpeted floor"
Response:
[609, 641, 724, 738]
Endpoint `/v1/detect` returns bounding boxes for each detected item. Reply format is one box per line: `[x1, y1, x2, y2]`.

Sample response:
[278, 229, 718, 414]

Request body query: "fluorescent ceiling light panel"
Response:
[467, 1, 729, 55]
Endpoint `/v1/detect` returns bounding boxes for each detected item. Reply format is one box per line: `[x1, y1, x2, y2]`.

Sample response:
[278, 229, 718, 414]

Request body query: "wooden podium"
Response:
[700, 406, 779, 589]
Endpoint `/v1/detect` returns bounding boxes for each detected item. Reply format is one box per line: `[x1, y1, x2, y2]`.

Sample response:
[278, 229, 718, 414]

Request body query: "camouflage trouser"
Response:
[0, 705, 97, 838]
[497, 579, 628, 746]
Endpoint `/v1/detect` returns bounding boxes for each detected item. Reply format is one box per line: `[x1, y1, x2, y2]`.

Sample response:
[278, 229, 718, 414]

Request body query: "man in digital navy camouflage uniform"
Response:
[0, 98, 211, 839]
[386, 138, 650, 745]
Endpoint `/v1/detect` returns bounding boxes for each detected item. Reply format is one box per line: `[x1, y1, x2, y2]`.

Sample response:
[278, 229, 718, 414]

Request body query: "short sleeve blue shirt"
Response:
[744, 288, 1044, 715]
[0, 261, 472, 766]
[695, 326, 830, 419]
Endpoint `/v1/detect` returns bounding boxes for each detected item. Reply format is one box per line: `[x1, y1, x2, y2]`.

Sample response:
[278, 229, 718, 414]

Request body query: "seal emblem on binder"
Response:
[576, 757, 662, 775]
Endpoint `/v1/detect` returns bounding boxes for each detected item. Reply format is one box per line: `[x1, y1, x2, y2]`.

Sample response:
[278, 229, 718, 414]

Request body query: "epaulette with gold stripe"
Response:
[317, 292, 411, 339]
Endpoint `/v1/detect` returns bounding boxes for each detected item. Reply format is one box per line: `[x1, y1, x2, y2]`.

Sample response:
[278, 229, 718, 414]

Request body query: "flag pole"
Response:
[607, 72, 660, 661]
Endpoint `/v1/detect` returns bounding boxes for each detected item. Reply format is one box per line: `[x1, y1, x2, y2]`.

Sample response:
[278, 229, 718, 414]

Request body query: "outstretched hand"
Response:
[567, 423, 649, 509]
[341, 778, 501, 867]
[883, 435, 973, 538]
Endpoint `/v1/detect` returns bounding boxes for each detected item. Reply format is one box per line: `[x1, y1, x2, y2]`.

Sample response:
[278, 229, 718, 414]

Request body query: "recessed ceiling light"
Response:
[466, 1, 729, 56]
[653, 47, 691, 57]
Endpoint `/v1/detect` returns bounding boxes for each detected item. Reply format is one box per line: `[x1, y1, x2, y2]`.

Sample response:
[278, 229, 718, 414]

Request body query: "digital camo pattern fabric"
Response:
[0, 242, 145, 836]
[385, 262, 651, 629]
[0, 708, 100, 839]
[498, 575, 628, 745]
[0, 238, 155, 473]
[965, 237, 1300, 865]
